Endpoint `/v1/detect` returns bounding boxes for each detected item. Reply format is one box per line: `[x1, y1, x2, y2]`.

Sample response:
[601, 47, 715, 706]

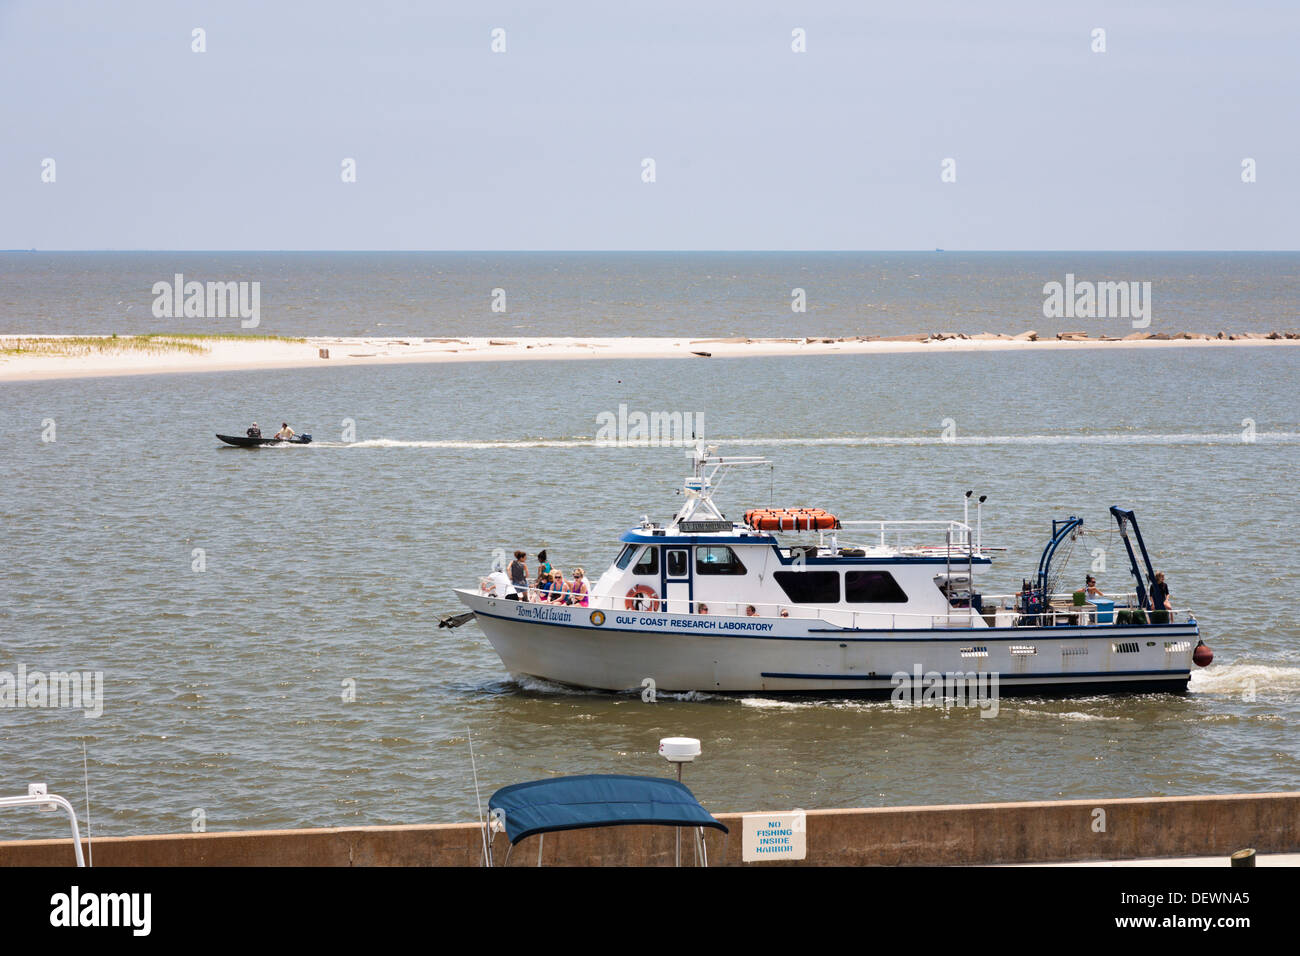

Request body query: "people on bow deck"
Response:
[533, 566, 552, 602]
[566, 568, 589, 607]
[1085, 575, 1105, 597]
[547, 570, 567, 603]
[509, 550, 529, 597]
[537, 550, 552, 576]
[246, 422, 262, 438]
[274, 422, 295, 440]
[1149, 571, 1172, 623]
[485, 567, 514, 599]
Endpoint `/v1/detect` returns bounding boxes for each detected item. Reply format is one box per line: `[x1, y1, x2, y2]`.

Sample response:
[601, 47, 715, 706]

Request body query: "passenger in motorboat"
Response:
[274, 422, 296, 441]
[246, 422, 261, 438]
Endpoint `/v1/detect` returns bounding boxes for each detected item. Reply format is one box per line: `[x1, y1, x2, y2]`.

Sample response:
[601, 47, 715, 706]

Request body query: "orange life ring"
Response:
[625, 585, 660, 611]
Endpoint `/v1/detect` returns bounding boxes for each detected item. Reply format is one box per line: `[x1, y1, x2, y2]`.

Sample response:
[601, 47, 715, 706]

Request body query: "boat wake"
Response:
[507, 674, 594, 696]
[739, 696, 888, 712]
[301, 431, 1300, 451]
[1189, 662, 1300, 696]
[505, 673, 720, 701]
[1014, 708, 1134, 722]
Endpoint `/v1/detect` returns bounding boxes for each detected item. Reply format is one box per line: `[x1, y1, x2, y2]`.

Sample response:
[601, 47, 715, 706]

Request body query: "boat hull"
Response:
[453, 590, 1199, 696]
[216, 433, 312, 447]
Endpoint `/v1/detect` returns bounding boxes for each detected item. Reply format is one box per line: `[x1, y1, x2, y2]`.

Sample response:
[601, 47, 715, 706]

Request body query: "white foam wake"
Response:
[306, 431, 1300, 450]
[1189, 662, 1300, 696]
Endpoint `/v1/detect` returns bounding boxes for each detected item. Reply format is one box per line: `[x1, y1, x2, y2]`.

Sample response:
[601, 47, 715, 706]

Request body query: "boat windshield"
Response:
[633, 547, 659, 575]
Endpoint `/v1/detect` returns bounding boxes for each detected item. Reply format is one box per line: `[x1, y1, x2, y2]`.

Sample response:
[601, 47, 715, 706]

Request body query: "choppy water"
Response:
[1, 342, 1297, 838]
[3, 251, 1298, 339]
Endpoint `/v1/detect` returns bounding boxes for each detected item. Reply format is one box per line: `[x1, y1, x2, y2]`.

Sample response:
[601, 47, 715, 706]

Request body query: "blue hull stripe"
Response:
[807, 622, 1198, 636]
[760, 669, 1190, 681]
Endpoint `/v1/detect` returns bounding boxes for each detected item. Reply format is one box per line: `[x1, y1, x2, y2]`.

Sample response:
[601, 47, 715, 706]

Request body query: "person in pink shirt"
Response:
[566, 568, 590, 607]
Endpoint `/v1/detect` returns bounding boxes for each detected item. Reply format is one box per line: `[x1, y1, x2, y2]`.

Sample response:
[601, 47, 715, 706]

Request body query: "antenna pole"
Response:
[467, 727, 491, 867]
[81, 740, 93, 868]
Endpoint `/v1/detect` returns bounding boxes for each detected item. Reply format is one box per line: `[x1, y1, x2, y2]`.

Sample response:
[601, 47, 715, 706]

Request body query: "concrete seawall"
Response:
[3, 792, 1296, 866]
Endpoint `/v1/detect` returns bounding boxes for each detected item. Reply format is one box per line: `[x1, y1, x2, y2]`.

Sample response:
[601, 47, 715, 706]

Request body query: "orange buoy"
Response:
[1193, 640, 1213, 667]
[625, 585, 660, 611]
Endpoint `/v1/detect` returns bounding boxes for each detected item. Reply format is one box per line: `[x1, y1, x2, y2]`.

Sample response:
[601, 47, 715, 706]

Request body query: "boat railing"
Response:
[502, 585, 1194, 629]
[982, 591, 1196, 626]
[0, 788, 87, 866]
[509, 586, 982, 629]
[832, 519, 976, 554]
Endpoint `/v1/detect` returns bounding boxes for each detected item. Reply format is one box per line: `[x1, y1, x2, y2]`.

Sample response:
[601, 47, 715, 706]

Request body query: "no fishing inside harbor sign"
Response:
[742, 811, 807, 862]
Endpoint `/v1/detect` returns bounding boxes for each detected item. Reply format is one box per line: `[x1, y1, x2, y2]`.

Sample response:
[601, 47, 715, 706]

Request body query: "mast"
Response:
[672, 443, 770, 529]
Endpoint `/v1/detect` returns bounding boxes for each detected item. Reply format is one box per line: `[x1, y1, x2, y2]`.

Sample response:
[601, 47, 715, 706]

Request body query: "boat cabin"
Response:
[593, 522, 992, 626]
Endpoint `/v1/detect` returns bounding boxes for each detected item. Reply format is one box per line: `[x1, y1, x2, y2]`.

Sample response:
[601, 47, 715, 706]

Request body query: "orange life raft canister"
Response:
[743, 507, 840, 531]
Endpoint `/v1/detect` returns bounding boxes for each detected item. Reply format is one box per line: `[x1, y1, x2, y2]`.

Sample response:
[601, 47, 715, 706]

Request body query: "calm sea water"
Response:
[2, 338, 1298, 838]
[3, 251, 1299, 339]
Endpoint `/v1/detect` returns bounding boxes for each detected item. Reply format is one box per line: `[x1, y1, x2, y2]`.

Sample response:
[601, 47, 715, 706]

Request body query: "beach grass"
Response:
[0, 333, 305, 356]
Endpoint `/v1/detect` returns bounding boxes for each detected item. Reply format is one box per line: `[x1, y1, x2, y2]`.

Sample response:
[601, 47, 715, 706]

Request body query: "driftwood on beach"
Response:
[1, 330, 1296, 383]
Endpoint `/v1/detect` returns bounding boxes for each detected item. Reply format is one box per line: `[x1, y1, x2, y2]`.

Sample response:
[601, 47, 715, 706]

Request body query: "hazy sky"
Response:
[2, 1, 1297, 250]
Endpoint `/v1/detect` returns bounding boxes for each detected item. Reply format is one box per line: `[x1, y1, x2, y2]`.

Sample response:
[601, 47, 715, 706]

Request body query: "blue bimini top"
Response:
[488, 773, 729, 845]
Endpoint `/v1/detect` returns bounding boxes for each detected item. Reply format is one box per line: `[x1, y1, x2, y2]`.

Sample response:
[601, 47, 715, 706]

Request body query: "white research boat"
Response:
[452, 445, 1211, 696]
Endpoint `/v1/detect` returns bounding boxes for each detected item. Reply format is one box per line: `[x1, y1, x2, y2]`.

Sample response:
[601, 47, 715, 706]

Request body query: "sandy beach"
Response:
[0, 332, 1296, 382]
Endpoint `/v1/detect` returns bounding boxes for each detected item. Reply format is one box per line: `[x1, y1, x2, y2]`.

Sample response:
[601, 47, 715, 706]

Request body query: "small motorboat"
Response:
[216, 433, 313, 447]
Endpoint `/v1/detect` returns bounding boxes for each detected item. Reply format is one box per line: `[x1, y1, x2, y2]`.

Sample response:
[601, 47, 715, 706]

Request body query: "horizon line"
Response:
[4, 249, 1300, 255]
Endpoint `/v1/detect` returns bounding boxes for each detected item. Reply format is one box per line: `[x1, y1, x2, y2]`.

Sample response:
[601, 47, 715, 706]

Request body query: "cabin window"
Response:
[773, 570, 840, 604]
[695, 546, 747, 575]
[615, 545, 637, 570]
[844, 570, 909, 603]
[632, 547, 659, 576]
[666, 549, 689, 577]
